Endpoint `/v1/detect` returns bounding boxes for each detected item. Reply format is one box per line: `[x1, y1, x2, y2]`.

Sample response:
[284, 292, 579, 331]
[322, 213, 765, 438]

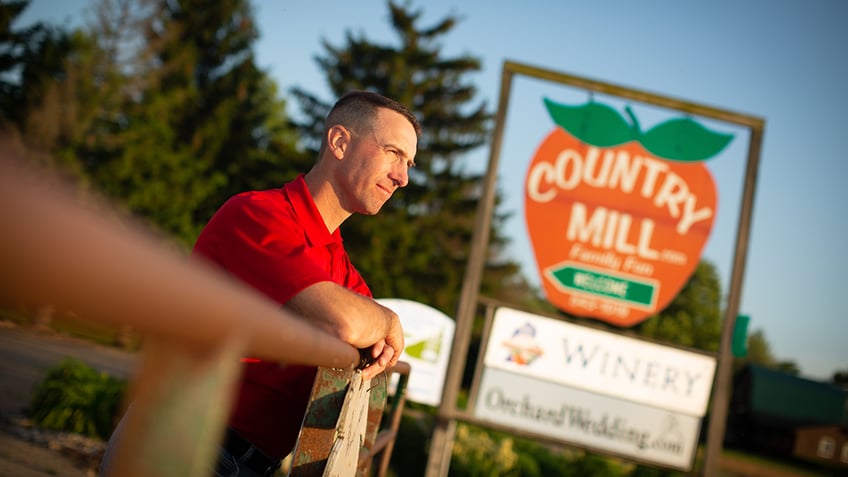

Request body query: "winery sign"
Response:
[472, 307, 716, 470]
[525, 99, 732, 326]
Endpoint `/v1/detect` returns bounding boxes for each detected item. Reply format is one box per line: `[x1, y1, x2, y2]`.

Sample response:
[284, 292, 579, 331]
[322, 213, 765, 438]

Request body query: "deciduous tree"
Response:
[632, 260, 723, 351]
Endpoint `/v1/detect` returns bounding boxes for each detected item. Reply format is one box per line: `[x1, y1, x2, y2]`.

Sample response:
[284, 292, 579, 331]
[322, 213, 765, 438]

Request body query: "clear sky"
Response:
[20, 0, 848, 381]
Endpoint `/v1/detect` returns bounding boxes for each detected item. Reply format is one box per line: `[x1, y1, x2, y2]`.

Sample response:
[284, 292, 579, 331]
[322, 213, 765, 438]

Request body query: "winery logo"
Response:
[501, 323, 544, 366]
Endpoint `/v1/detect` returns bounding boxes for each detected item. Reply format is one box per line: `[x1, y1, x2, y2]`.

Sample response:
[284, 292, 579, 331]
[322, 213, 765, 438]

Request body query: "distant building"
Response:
[727, 364, 848, 469]
[793, 425, 848, 467]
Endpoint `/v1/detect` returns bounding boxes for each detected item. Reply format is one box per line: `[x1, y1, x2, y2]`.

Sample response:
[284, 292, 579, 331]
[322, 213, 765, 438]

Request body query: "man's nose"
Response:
[389, 164, 409, 188]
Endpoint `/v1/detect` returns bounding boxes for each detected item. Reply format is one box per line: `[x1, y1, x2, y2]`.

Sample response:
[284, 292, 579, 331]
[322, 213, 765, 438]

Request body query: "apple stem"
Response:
[625, 105, 642, 138]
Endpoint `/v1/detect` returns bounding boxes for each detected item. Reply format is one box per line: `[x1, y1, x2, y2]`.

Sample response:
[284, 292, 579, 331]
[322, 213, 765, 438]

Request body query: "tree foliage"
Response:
[90, 0, 304, 244]
[290, 0, 524, 315]
[630, 260, 723, 351]
[745, 329, 776, 365]
[1, 1, 75, 163]
[832, 370, 848, 387]
[1, 1, 68, 125]
[733, 327, 800, 376]
[3, 0, 303, 246]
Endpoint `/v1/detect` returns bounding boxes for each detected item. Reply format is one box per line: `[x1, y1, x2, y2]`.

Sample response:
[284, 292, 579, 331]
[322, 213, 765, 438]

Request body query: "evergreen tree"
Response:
[1, 0, 128, 188]
[290, 0, 523, 315]
[1, 1, 54, 125]
[3, 0, 303, 246]
[83, 0, 303, 245]
[0, 1, 72, 152]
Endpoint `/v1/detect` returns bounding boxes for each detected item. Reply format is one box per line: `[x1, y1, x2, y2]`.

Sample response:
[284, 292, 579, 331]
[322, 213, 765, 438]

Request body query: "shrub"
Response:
[449, 422, 634, 477]
[451, 423, 520, 477]
[29, 358, 126, 439]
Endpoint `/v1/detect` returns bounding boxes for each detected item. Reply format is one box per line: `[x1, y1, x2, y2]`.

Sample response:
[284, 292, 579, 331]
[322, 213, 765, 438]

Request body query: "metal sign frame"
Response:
[425, 60, 764, 477]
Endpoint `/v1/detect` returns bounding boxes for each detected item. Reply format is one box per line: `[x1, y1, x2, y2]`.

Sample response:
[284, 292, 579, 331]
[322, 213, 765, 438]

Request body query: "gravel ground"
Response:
[0, 412, 103, 477]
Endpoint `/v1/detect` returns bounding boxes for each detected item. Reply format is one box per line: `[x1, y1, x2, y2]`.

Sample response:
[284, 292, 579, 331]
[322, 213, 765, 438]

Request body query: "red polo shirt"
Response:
[193, 174, 371, 458]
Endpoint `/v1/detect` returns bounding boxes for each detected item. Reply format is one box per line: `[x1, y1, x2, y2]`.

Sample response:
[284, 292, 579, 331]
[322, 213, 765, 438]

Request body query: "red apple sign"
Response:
[524, 98, 732, 327]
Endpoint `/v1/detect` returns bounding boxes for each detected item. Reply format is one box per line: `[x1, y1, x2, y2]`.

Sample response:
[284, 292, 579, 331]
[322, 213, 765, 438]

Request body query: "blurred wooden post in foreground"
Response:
[0, 139, 367, 476]
[110, 337, 246, 477]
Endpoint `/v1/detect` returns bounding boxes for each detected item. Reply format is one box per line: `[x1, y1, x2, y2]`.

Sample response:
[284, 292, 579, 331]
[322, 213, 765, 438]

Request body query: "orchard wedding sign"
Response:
[525, 98, 732, 327]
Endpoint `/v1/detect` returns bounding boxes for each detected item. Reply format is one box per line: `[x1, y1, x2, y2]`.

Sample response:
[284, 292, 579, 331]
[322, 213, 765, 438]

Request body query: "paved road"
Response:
[0, 322, 138, 477]
[0, 322, 138, 415]
[0, 430, 93, 477]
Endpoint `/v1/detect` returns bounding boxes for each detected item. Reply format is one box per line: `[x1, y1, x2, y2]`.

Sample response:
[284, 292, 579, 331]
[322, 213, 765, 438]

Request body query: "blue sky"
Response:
[21, 0, 848, 381]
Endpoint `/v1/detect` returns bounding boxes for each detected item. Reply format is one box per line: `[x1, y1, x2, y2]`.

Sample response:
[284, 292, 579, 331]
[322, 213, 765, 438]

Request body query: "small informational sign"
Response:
[472, 307, 715, 470]
[474, 367, 701, 470]
[377, 298, 455, 406]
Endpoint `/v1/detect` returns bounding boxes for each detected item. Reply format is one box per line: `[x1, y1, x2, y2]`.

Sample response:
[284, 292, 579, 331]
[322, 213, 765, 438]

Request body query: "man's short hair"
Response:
[319, 91, 421, 155]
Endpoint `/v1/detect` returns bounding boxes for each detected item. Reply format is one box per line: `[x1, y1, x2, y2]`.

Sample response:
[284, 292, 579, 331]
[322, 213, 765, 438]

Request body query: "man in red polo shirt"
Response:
[195, 91, 421, 476]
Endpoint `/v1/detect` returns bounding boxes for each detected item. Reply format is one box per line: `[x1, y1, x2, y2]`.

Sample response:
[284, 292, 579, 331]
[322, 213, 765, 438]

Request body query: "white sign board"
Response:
[483, 307, 716, 416]
[474, 367, 701, 470]
[377, 298, 455, 406]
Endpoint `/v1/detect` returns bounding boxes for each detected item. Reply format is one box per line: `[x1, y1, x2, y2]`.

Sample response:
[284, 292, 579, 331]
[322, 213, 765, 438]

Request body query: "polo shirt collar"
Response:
[284, 174, 342, 248]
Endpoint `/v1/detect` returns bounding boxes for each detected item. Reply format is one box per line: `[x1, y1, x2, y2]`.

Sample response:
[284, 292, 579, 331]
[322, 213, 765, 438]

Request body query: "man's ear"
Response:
[327, 125, 350, 160]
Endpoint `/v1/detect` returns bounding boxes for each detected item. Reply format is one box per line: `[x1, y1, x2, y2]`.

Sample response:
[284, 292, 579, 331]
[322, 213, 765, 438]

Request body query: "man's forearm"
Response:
[284, 281, 398, 349]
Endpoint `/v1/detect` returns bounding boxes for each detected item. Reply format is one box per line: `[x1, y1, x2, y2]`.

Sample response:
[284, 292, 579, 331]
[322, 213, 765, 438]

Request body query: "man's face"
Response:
[337, 108, 418, 215]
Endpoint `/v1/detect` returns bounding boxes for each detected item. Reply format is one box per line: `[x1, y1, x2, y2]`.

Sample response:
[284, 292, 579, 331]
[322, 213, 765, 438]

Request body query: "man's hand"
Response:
[285, 281, 405, 376]
[358, 311, 404, 380]
[358, 342, 393, 380]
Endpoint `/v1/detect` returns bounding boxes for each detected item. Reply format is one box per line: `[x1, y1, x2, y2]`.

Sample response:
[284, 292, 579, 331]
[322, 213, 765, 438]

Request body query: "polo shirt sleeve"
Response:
[193, 193, 331, 306]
